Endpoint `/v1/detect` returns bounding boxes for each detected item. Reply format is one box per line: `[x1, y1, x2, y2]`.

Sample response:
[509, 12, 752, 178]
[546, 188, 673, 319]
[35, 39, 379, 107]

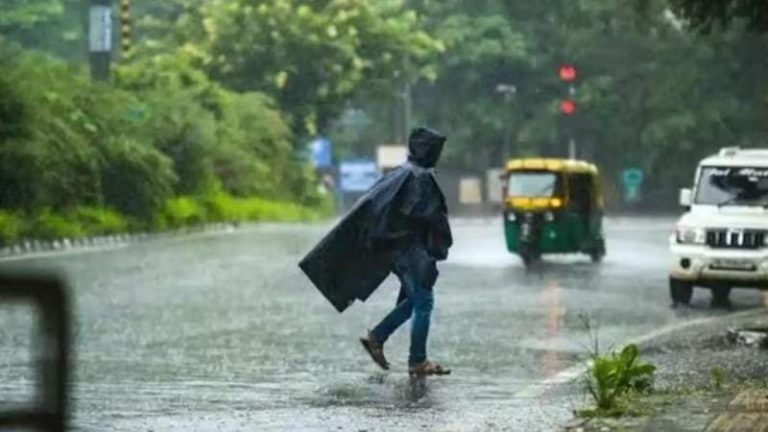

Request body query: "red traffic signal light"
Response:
[558, 64, 577, 82]
[560, 99, 576, 115]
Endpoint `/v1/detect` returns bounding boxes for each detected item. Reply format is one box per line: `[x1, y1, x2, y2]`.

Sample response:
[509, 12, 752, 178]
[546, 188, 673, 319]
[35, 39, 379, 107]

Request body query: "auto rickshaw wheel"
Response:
[588, 240, 606, 263]
[669, 278, 693, 307]
[519, 247, 540, 268]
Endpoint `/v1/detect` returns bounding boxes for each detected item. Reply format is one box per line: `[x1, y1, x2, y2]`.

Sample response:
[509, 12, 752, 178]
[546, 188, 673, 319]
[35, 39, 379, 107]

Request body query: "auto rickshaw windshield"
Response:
[507, 171, 563, 198]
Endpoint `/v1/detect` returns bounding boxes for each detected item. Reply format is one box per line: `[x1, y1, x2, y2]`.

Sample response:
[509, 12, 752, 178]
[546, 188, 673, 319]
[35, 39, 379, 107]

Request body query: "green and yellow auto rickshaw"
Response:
[502, 158, 606, 266]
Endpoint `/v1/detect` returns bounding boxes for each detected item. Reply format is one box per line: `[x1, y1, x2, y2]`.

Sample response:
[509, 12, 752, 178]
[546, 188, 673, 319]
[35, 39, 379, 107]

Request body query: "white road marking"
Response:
[0, 244, 130, 262]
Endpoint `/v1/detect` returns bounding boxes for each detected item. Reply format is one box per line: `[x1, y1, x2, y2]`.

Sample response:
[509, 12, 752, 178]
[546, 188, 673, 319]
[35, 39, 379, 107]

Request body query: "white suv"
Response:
[670, 147, 768, 308]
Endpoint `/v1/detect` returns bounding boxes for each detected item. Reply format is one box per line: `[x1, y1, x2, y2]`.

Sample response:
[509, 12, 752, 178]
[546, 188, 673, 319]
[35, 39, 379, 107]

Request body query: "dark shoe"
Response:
[360, 332, 389, 370]
[408, 360, 450, 377]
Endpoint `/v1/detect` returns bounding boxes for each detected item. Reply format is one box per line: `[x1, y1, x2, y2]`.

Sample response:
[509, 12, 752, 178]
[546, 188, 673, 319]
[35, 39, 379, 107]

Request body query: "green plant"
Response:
[29, 209, 84, 240]
[100, 136, 177, 220]
[585, 343, 656, 413]
[0, 211, 25, 246]
[578, 315, 656, 416]
[70, 207, 129, 235]
[156, 196, 208, 229]
[709, 366, 727, 391]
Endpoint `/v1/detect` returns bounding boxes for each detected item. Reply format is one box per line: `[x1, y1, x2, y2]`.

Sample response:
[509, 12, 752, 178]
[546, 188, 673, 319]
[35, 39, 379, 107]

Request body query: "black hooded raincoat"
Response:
[299, 128, 453, 312]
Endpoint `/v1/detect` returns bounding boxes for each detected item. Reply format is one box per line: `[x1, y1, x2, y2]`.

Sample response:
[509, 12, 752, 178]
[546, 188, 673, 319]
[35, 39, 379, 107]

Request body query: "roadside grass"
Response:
[0, 192, 333, 247]
[575, 390, 676, 420]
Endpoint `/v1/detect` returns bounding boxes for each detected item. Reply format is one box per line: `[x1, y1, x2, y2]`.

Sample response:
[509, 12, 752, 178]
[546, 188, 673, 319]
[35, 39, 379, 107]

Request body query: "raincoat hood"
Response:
[408, 127, 446, 168]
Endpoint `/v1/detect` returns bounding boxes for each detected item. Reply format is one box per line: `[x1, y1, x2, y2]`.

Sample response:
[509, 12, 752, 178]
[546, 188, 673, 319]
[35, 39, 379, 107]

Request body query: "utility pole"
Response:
[400, 56, 413, 145]
[495, 83, 517, 163]
[119, 0, 132, 56]
[89, 0, 113, 81]
[402, 78, 412, 144]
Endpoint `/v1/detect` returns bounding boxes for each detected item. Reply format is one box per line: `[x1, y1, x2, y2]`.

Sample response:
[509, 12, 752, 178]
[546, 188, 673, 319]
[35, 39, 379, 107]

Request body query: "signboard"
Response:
[308, 137, 332, 169]
[89, 6, 113, 53]
[339, 160, 379, 193]
[621, 168, 644, 203]
[459, 177, 483, 205]
[376, 145, 408, 169]
[486, 169, 504, 203]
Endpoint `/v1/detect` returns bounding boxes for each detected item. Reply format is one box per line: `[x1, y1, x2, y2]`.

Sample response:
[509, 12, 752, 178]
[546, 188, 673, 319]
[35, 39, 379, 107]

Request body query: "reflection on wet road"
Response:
[0, 217, 764, 431]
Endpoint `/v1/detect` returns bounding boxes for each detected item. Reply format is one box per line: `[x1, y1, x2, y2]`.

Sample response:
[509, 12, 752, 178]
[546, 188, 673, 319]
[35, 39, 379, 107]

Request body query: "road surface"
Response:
[0, 217, 764, 431]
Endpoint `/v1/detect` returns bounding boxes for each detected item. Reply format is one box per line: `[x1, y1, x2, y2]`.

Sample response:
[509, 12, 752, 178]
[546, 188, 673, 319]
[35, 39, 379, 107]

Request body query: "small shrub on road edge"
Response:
[576, 315, 656, 417]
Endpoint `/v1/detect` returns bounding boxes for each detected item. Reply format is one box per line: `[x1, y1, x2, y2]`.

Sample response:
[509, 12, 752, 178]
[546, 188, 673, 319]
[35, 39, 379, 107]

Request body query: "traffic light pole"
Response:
[558, 65, 578, 159]
[568, 84, 576, 159]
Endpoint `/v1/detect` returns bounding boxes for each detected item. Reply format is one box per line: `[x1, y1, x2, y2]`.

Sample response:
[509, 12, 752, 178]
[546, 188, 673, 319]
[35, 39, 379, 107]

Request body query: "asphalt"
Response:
[0, 216, 765, 431]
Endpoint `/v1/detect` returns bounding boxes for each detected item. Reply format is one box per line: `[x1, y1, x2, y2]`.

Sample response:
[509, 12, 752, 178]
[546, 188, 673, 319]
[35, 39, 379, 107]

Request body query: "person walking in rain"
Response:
[300, 127, 453, 376]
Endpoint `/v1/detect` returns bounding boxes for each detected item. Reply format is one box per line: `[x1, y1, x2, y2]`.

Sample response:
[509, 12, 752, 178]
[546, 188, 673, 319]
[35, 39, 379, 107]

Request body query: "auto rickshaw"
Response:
[502, 158, 606, 266]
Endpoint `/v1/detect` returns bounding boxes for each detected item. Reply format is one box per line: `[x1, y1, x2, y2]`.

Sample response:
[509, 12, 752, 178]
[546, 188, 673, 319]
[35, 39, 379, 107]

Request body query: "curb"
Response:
[0, 222, 238, 262]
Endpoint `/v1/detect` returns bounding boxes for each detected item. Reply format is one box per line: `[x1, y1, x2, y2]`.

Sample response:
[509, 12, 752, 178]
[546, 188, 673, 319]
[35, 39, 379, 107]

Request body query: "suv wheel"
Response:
[670, 278, 693, 307]
[711, 285, 732, 309]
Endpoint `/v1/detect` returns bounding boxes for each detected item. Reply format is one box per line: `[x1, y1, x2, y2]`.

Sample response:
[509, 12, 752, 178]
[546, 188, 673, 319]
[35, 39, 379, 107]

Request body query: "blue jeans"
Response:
[371, 246, 437, 366]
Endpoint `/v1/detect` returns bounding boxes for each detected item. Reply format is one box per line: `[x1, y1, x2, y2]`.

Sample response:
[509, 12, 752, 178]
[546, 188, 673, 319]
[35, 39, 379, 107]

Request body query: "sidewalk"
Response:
[708, 389, 768, 431]
[566, 307, 768, 432]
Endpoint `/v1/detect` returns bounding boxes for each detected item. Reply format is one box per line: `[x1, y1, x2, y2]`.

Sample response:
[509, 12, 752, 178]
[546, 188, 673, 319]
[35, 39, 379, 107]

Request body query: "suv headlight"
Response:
[676, 226, 706, 245]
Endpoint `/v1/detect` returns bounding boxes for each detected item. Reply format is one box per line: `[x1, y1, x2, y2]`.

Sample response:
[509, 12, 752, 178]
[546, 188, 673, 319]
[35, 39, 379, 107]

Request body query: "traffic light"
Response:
[558, 63, 578, 158]
[119, 0, 131, 54]
[558, 64, 577, 83]
[560, 99, 576, 116]
[558, 64, 577, 116]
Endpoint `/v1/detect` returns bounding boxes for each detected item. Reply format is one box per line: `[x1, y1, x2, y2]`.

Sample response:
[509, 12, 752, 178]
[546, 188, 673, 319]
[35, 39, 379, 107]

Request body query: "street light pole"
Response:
[495, 83, 517, 164]
[402, 78, 412, 144]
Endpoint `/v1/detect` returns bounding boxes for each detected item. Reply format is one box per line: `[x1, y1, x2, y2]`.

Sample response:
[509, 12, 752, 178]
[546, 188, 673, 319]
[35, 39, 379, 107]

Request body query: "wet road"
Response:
[0, 217, 765, 431]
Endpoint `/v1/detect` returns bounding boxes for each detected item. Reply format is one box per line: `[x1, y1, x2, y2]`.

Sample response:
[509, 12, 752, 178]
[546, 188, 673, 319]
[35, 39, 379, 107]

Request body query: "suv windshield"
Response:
[695, 166, 768, 206]
[507, 172, 561, 198]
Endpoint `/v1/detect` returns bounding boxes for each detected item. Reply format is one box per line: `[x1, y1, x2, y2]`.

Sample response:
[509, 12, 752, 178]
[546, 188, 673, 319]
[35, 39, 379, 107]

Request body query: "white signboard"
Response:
[376, 145, 408, 169]
[89, 6, 113, 53]
[459, 177, 483, 205]
[486, 168, 505, 203]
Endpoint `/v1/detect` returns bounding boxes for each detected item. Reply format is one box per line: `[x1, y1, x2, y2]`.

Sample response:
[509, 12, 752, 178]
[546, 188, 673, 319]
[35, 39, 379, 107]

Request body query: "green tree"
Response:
[141, 0, 443, 136]
[1, 0, 85, 61]
[666, 0, 768, 32]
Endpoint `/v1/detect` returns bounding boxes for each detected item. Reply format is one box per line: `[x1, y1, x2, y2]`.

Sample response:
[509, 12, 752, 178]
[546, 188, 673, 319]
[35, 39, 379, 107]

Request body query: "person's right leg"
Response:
[370, 277, 413, 344]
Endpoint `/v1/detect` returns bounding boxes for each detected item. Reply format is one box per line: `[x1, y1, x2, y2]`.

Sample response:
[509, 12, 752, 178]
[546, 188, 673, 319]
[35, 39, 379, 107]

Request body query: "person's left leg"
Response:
[404, 250, 450, 376]
[407, 272, 434, 367]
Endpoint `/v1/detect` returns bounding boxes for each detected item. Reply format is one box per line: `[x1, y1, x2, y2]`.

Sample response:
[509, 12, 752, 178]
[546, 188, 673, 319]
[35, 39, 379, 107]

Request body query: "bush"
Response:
[70, 207, 129, 235]
[29, 209, 85, 240]
[198, 191, 333, 224]
[0, 46, 330, 247]
[0, 211, 25, 246]
[116, 54, 319, 203]
[199, 191, 247, 222]
[156, 197, 208, 229]
[100, 136, 177, 219]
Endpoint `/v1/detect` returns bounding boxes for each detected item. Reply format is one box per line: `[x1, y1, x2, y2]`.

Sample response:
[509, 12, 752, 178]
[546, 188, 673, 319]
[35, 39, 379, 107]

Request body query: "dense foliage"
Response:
[2, 0, 768, 233]
[0, 42, 326, 245]
[407, 0, 768, 204]
[666, 0, 768, 32]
